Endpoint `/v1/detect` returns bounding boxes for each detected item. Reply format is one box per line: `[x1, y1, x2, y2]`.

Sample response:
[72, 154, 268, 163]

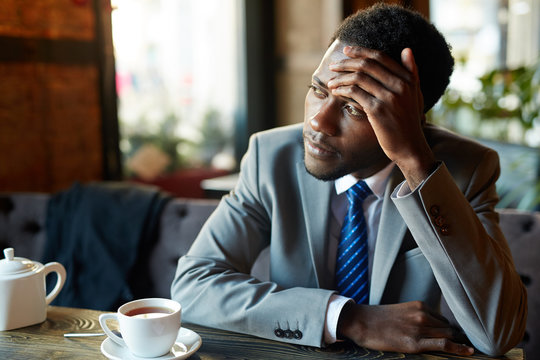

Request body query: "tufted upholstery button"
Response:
[284, 330, 293, 339]
[293, 330, 303, 339]
[274, 328, 284, 338]
[429, 205, 440, 216]
[520, 274, 531, 286]
[176, 207, 188, 218]
[522, 219, 533, 232]
[22, 220, 41, 234]
[0, 197, 14, 216]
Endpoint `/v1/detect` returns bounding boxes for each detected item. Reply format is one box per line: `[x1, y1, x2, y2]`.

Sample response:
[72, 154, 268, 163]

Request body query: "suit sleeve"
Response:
[170, 133, 335, 347]
[391, 151, 527, 356]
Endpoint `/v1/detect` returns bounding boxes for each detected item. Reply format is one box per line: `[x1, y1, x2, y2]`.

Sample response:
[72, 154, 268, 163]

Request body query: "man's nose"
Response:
[310, 102, 339, 136]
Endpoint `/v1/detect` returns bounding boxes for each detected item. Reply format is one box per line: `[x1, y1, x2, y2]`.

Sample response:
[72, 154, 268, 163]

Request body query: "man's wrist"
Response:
[395, 148, 437, 191]
[336, 300, 356, 340]
[395, 161, 441, 198]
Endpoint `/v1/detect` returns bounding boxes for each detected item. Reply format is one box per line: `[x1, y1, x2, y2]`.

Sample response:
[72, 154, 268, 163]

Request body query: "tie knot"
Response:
[346, 180, 372, 204]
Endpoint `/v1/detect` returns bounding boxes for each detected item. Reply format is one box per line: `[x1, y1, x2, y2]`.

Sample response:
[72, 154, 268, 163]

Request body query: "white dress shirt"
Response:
[323, 163, 395, 344]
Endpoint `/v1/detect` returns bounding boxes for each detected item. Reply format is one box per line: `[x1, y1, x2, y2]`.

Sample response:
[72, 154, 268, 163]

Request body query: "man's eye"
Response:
[309, 85, 326, 97]
[345, 104, 364, 117]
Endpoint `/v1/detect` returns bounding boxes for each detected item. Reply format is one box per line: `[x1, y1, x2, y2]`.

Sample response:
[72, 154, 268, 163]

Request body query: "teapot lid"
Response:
[0, 248, 38, 275]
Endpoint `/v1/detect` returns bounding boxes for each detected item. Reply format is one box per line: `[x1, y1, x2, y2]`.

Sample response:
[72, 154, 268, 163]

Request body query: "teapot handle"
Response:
[43, 262, 67, 305]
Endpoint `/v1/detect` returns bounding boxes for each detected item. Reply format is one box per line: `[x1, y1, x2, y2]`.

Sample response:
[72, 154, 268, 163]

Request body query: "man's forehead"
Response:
[326, 40, 349, 62]
[313, 40, 350, 80]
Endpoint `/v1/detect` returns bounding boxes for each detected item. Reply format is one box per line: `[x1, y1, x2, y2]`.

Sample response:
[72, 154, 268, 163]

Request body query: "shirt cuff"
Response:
[396, 181, 413, 197]
[395, 161, 442, 198]
[324, 294, 354, 344]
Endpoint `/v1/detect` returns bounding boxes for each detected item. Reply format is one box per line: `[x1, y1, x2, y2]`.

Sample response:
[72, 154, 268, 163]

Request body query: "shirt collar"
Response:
[334, 162, 395, 198]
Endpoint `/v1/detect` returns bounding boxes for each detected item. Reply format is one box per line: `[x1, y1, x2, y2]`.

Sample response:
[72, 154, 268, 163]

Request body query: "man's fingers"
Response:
[343, 302, 475, 357]
[400, 48, 416, 73]
[337, 45, 412, 81]
[328, 71, 388, 105]
[328, 71, 381, 93]
[418, 338, 475, 356]
[418, 324, 454, 339]
[341, 45, 369, 57]
[423, 306, 450, 324]
[328, 66, 409, 108]
[329, 46, 420, 103]
[401, 47, 425, 113]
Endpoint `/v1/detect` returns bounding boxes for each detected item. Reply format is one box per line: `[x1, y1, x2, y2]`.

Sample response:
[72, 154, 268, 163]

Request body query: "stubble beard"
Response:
[303, 145, 350, 182]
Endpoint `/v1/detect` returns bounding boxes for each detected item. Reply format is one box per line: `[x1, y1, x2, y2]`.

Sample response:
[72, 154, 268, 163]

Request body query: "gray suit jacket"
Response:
[171, 123, 526, 356]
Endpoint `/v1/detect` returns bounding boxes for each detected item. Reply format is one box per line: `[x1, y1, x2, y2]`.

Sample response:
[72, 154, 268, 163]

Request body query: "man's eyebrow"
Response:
[312, 75, 361, 107]
[312, 76, 327, 89]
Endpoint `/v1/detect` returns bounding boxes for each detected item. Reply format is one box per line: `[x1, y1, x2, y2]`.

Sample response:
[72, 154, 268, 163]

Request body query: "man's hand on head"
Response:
[327, 46, 437, 189]
[337, 301, 475, 356]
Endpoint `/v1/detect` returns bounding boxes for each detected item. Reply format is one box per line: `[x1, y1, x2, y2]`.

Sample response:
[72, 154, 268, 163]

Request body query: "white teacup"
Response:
[99, 298, 182, 358]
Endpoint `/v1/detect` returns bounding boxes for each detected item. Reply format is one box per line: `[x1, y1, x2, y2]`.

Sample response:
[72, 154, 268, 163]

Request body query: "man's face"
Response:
[303, 40, 390, 181]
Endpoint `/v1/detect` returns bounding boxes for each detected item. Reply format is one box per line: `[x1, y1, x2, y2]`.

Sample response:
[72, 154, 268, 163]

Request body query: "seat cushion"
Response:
[498, 208, 540, 358]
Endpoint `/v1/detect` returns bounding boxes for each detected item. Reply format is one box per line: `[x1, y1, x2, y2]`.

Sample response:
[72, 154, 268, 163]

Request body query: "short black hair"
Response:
[332, 3, 454, 113]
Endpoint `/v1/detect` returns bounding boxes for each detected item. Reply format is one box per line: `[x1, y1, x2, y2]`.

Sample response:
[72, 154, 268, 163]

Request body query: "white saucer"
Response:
[100, 327, 202, 360]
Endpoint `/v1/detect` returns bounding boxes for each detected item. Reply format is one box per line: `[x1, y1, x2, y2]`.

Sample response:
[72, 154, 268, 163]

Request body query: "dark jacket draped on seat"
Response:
[42, 182, 171, 311]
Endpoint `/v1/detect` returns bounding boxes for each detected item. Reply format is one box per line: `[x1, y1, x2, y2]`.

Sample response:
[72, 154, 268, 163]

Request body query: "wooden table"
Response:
[0, 306, 524, 360]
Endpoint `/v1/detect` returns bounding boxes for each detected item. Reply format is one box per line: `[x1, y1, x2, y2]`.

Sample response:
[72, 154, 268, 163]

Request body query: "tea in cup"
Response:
[99, 298, 181, 358]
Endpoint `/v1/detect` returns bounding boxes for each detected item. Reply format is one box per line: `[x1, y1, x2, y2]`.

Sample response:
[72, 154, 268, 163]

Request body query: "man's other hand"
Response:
[337, 300, 475, 356]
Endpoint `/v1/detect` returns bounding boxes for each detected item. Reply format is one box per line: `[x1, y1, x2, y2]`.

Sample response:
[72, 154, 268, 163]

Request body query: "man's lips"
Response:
[304, 137, 338, 158]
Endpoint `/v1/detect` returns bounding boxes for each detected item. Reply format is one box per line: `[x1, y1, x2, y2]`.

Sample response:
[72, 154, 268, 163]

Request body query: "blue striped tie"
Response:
[335, 180, 372, 304]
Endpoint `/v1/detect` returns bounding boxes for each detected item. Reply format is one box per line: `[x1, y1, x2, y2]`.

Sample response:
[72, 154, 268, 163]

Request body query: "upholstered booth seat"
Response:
[0, 189, 537, 357]
[0, 193, 49, 264]
[498, 208, 539, 358]
[148, 196, 220, 298]
[0, 189, 219, 308]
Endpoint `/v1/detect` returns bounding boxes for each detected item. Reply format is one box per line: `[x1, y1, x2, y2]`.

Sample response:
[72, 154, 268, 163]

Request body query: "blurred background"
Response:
[1, 0, 539, 208]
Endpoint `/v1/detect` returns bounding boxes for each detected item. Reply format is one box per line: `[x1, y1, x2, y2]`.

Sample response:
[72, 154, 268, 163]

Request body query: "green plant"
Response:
[476, 62, 540, 135]
[432, 59, 540, 145]
[122, 113, 190, 173]
[197, 109, 232, 165]
[430, 60, 540, 210]
[120, 108, 233, 177]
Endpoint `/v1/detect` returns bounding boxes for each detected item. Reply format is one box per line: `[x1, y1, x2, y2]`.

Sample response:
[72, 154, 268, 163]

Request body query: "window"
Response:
[430, 0, 540, 210]
[430, 0, 540, 146]
[111, 0, 242, 181]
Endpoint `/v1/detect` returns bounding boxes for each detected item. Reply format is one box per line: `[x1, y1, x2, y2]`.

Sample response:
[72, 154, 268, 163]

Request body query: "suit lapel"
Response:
[370, 168, 408, 304]
[296, 162, 333, 289]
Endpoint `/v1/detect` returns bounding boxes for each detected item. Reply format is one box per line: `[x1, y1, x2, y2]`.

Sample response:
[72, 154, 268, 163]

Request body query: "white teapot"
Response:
[0, 247, 66, 331]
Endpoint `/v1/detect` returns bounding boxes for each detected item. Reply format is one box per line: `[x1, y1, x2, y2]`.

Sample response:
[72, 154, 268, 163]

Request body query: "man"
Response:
[171, 4, 526, 356]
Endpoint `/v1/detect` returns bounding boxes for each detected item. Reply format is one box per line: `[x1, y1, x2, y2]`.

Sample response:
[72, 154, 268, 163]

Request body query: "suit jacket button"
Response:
[440, 225, 449, 235]
[430, 205, 440, 216]
[274, 329, 284, 338]
[293, 330, 303, 339]
[434, 215, 445, 227]
[284, 330, 293, 339]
